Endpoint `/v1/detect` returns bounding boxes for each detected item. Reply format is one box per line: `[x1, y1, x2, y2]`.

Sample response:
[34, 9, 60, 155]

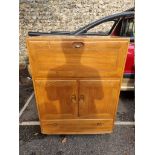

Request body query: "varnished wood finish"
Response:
[27, 36, 128, 78]
[27, 36, 129, 134]
[35, 80, 78, 119]
[41, 119, 113, 134]
[78, 80, 120, 118]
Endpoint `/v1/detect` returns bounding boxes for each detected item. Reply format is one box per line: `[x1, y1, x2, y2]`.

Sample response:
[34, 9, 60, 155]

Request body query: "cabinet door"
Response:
[35, 80, 78, 120]
[79, 80, 120, 119]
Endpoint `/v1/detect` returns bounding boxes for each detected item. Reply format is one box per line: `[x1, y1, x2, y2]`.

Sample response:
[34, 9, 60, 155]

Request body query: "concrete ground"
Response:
[19, 91, 135, 155]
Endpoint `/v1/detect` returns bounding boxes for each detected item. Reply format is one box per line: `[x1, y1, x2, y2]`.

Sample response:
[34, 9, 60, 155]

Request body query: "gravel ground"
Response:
[19, 68, 33, 111]
[19, 85, 33, 111]
[20, 125, 134, 155]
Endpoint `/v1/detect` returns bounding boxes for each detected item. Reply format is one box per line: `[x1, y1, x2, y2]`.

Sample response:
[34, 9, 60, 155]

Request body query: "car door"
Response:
[119, 17, 135, 75]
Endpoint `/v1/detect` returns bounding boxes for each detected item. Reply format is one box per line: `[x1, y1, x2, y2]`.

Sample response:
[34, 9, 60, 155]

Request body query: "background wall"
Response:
[19, 0, 134, 68]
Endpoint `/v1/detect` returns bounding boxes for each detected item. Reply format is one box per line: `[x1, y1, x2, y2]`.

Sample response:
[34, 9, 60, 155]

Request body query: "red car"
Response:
[29, 7, 135, 90]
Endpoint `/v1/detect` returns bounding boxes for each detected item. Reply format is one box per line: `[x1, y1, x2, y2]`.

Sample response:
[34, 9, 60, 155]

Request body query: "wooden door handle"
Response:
[79, 95, 84, 103]
[70, 95, 77, 104]
[72, 42, 84, 48]
[97, 122, 104, 126]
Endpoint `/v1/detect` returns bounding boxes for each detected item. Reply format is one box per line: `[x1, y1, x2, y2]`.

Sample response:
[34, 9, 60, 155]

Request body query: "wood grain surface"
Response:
[27, 35, 129, 134]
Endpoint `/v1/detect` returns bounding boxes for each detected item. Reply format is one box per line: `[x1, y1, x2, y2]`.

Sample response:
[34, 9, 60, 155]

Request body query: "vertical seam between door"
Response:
[77, 80, 80, 117]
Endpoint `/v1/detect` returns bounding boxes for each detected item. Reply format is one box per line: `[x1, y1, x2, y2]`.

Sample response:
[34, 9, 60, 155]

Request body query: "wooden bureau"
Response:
[26, 36, 129, 134]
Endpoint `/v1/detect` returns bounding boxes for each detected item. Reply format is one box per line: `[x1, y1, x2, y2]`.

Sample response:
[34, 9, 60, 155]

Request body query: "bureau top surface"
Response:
[27, 35, 129, 41]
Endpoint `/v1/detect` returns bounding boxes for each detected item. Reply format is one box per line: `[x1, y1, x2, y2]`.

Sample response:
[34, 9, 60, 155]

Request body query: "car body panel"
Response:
[125, 43, 134, 74]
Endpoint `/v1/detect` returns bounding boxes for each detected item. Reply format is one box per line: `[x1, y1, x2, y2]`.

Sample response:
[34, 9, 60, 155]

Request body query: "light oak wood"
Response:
[26, 36, 129, 134]
[27, 37, 128, 78]
[41, 119, 113, 134]
[35, 80, 78, 119]
[78, 80, 120, 118]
